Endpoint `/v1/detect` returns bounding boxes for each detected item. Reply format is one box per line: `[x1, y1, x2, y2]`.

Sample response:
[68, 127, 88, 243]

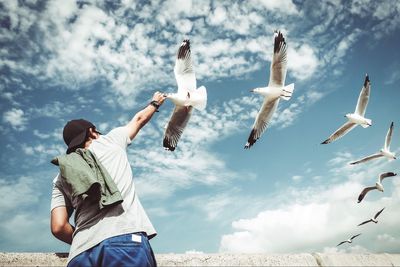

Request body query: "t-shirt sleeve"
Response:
[103, 126, 132, 149]
[50, 174, 73, 214]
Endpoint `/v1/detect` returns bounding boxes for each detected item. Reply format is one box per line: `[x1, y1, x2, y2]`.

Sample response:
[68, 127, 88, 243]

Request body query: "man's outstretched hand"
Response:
[152, 91, 167, 106]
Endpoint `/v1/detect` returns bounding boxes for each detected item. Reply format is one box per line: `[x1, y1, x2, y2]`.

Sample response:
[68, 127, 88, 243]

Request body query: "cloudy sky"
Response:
[1, 0, 400, 254]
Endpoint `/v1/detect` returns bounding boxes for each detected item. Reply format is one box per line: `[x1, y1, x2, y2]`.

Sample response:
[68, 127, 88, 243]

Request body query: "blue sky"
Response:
[1, 0, 400, 254]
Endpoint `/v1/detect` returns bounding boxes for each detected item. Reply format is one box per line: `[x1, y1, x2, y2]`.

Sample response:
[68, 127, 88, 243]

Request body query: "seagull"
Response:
[163, 39, 207, 151]
[321, 74, 371, 144]
[337, 234, 361, 247]
[358, 208, 385, 226]
[244, 31, 295, 149]
[350, 122, 396, 165]
[357, 172, 397, 203]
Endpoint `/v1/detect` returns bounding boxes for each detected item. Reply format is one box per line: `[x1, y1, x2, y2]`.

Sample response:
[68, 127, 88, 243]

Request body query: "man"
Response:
[50, 92, 166, 267]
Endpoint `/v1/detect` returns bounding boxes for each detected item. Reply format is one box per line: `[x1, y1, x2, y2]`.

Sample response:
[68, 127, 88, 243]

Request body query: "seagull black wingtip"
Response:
[177, 39, 191, 59]
[364, 74, 370, 86]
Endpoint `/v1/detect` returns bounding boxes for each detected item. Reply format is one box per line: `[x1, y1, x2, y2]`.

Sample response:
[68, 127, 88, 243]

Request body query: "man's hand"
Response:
[126, 91, 167, 140]
[152, 91, 167, 105]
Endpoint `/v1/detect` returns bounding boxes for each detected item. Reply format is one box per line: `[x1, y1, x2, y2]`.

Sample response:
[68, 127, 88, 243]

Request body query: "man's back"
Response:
[51, 126, 156, 264]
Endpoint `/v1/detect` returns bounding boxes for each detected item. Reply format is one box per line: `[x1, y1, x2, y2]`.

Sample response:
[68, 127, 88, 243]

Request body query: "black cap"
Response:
[63, 119, 96, 154]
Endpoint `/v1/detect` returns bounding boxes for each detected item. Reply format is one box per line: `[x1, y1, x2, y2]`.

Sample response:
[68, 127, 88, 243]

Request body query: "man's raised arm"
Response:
[126, 91, 166, 140]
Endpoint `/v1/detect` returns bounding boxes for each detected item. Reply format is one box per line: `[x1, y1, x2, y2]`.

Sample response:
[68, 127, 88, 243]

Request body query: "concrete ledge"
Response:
[0, 253, 399, 266]
[156, 253, 318, 266]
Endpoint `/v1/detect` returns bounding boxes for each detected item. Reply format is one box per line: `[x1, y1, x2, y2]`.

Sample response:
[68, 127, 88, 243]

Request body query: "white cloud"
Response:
[175, 19, 193, 34]
[28, 101, 76, 118]
[208, 6, 227, 25]
[288, 44, 319, 80]
[181, 192, 236, 221]
[3, 108, 28, 131]
[219, 151, 400, 253]
[292, 175, 303, 181]
[0, 176, 40, 212]
[5, 0, 394, 112]
[306, 90, 325, 105]
[255, 0, 298, 15]
[21, 142, 65, 163]
[385, 69, 400, 85]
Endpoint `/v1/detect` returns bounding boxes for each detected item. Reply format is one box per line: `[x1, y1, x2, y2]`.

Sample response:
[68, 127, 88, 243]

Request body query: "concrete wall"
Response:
[1, 253, 399, 266]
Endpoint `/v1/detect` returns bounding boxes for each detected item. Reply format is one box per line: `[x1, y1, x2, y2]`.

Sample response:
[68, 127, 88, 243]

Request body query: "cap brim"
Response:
[66, 130, 87, 154]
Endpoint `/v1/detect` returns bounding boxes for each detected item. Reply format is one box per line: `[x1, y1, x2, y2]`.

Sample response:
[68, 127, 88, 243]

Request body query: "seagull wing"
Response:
[174, 39, 196, 94]
[379, 172, 397, 183]
[358, 219, 372, 226]
[384, 122, 394, 150]
[374, 207, 385, 219]
[350, 233, 361, 240]
[354, 75, 370, 116]
[163, 106, 193, 151]
[350, 153, 383, 165]
[245, 97, 279, 149]
[337, 241, 347, 247]
[358, 186, 377, 203]
[268, 31, 288, 87]
[321, 121, 357, 144]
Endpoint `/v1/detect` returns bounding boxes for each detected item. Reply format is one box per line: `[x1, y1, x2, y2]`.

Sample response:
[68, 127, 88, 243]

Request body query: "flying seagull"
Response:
[337, 234, 361, 247]
[163, 39, 207, 151]
[244, 31, 295, 149]
[321, 74, 371, 144]
[350, 122, 396, 165]
[358, 207, 385, 226]
[357, 172, 397, 203]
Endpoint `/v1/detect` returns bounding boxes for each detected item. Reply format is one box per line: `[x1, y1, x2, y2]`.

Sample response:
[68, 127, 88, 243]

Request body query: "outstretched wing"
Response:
[379, 172, 397, 183]
[245, 97, 279, 149]
[384, 122, 394, 150]
[374, 207, 385, 219]
[174, 39, 196, 93]
[268, 31, 288, 87]
[163, 106, 193, 151]
[354, 74, 370, 116]
[358, 219, 372, 226]
[358, 186, 377, 203]
[350, 233, 361, 240]
[321, 121, 357, 144]
[337, 241, 347, 247]
[350, 153, 383, 165]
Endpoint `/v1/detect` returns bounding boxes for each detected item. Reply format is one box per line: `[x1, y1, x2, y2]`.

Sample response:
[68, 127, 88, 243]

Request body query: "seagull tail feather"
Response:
[360, 118, 372, 128]
[190, 86, 207, 111]
[280, 83, 295, 101]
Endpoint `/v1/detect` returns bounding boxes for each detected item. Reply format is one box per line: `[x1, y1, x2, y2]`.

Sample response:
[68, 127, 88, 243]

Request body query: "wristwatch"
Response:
[149, 100, 160, 111]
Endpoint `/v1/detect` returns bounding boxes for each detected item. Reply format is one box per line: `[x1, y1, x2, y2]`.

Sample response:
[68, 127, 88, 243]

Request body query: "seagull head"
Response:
[250, 88, 263, 94]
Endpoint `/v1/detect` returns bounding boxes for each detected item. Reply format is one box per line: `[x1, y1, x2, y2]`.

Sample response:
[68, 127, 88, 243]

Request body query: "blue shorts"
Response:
[68, 232, 156, 267]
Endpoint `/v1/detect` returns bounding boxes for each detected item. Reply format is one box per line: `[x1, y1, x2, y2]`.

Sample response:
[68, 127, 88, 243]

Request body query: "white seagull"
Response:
[245, 31, 295, 149]
[337, 234, 361, 247]
[357, 172, 397, 203]
[350, 122, 396, 165]
[163, 39, 207, 151]
[321, 74, 371, 144]
[358, 207, 385, 226]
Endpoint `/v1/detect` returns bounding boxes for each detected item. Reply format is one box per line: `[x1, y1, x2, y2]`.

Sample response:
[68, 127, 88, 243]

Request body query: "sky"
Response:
[1, 0, 400, 255]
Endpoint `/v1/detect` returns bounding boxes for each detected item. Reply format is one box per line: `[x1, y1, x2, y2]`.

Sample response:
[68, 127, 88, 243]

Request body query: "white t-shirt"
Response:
[51, 126, 157, 263]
